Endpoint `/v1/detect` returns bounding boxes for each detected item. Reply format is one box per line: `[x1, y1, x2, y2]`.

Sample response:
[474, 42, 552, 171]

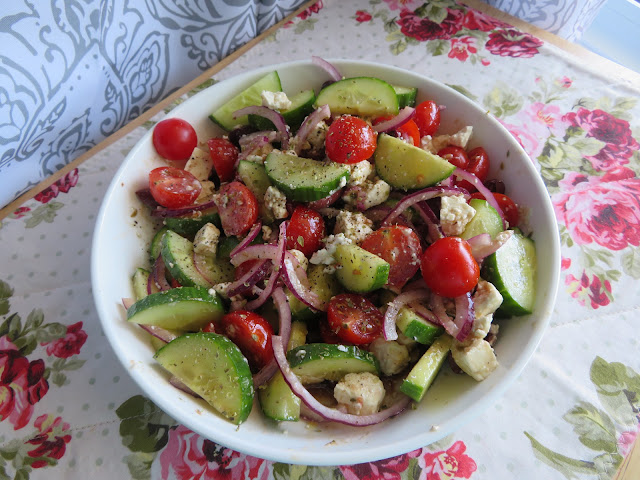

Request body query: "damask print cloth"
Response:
[1, 0, 639, 478]
[0, 0, 307, 209]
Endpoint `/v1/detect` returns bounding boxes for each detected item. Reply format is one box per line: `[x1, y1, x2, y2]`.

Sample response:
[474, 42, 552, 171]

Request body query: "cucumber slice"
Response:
[374, 133, 455, 190]
[149, 227, 169, 263]
[315, 77, 399, 117]
[460, 199, 503, 240]
[127, 286, 224, 330]
[163, 207, 221, 239]
[209, 71, 282, 131]
[287, 343, 380, 384]
[264, 151, 349, 202]
[249, 89, 316, 132]
[400, 334, 452, 402]
[287, 264, 341, 321]
[334, 244, 390, 293]
[482, 232, 537, 316]
[132, 268, 150, 301]
[155, 332, 253, 424]
[393, 85, 418, 108]
[193, 252, 235, 285]
[396, 306, 444, 345]
[236, 160, 274, 223]
[161, 230, 210, 287]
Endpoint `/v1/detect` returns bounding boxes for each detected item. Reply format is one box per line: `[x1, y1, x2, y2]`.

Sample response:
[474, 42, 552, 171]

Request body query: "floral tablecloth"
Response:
[1, 1, 639, 479]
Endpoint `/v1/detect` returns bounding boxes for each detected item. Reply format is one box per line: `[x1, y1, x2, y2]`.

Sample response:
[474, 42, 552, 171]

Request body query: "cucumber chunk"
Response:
[209, 71, 282, 131]
[264, 151, 349, 202]
[482, 232, 537, 316]
[131, 268, 150, 301]
[149, 227, 169, 263]
[334, 244, 390, 293]
[374, 133, 455, 190]
[249, 89, 316, 132]
[127, 286, 224, 331]
[460, 199, 503, 240]
[193, 252, 235, 285]
[161, 230, 210, 287]
[393, 85, 418, 108]
[287, 264, 341, 321]
[163, 207, 221, 239]
[315, 77, 399, 117]
[396, 306, 444, 345]
[400, 334, 452, 402]
[155, 332, 253, 424]
[287, 343, 380, 384]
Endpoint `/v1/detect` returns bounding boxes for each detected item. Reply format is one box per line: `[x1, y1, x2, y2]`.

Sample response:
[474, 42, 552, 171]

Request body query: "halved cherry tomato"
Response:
[152, 118, 197, 163]
[286, 206, 326, 257]
[360, 226, 422, 291]
[420, 237, 479, 298]
[373, 117, 421, 146]
[325, 115, 377, 164]
[148, 167, 202, 208]
[471, 192, 520, 227]
[437, 145, 469, 169]
[414, 100, 441, 137]
[457, 146, 490, 192]
[214, 181, 258, 236]
[207, 137, 239, 183]
[326, 294, 383, 345]
[218, 310, 274, 371]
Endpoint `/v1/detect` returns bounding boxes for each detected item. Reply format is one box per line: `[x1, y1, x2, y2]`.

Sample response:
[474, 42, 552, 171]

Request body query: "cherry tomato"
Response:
[373, 117, 421, 146]
[437, 145, 469, 169]
[326, 294, 383, 345]
[414, 100, 441, 137]
[207, 137, 239, 183]
[360, 226, 422, 291]
[152, 118, 197, 163]
[286, 206, 326, 257]
[202, 322, 217, 333]
[325, 115, 377, 164]
[148, 166, 202, 208]
[471, 192, 520, 227]
[219, 310, 274, 371]
[213, 181, 259, 236]
[457, 146, 490, 192]
[319, 320, 343, 344]
[420, 237, 479, 298]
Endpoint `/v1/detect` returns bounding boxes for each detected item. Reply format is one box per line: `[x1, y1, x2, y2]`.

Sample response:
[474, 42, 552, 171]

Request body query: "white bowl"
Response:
[92, 59, 560, 466]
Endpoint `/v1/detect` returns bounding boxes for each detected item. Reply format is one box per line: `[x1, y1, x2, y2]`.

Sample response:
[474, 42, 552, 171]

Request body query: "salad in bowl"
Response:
[92, 58, 560, 465]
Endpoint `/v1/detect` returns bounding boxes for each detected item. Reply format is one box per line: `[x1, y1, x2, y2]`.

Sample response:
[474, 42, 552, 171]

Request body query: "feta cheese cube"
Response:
[264, 186, 288, 219]
[185, 147, 214, 182]
[440, 194, 476, 236]
[334, 210, 374, 243]
[451, 338, 498, 381]
[342, 178, 391, 210]
[421, 126, 473, 154]
[473, 280, 503, 319]
[309, 233, 353, 272]
[288, 249, 308, 271]
[193, 223, 220, 257]
[195, 180, 216, 204]
[346, 161, 374, 186]
[261, 90, 292, 111]
[369, 338, 410, 376]
[333, 372, 386, 416]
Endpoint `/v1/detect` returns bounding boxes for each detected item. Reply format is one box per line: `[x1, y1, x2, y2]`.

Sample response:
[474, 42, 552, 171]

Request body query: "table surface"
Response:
[1, 1, 639, 479]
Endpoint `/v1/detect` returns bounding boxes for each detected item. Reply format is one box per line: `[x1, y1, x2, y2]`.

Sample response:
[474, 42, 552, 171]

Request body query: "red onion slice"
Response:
[135, 188, 160, 209]
[381, 186, 469, 227]
[454, 293, 474, 342]
[407, 301, 440, 325]
[273, 336, 411, 426]
[122, 297, 135, 310]
[413, 201, 444, 242]
[146, 270, 160, 295]
[226, 259, 272, 297]
[229, 221, 262, 257]
[230, 243, 281, 266]
[307, 187, 343, 209]
[293, 104, 331, 155]
[372, 107, 415, 133]
[169, 375, 200, 398]
[311, 56, 342, 82]
[150, 199, 218, 218]
[139, 324, 178, 344]
[233, 106, 290, 150]
[281, 256, 327, 312]
[467, 230, 513, 263]
[383, 289, 431, 340]
[453, 168, 506, 228]
[152, 256, 172, 291]
[430, 294, 460, 338]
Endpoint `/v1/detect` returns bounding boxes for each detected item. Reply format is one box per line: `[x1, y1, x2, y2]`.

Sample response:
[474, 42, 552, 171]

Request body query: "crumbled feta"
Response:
[195, 180, 216, 204]
[309, 233, 353, 272]
[333, 210, 374, 243]
[440, 195, 476, 236]
[288, 249, 308, 271]
[451, 338, 498, 381]
[369, 338, 410, 376]
[261, 90, 292, 111]
[342, 178, 391, 210]
[210, 283, 230, 299]
[193, 223, 220, 256]
[261, 225, 274, 243]
[333, 372, 386, 416]
[473, 280, 503, 319]
[184, 147, 214, 181]
[245, 154, 265, 165]
[421, 126, 473, 154]
[264, 186, 288, 219]
[346, 161, 374, 186]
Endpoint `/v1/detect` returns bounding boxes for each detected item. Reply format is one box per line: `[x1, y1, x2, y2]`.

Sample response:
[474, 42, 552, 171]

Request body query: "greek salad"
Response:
[124, 57, 537, 426]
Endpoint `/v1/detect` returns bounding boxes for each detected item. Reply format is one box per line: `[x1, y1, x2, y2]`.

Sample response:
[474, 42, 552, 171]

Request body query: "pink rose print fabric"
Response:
[418, 441, 477, 480]
[340, 448, 421, 480]
[41, 322, 88, 358]
[34, 169, 79, 204]
[484, 29, 543, 57]
[25, 414, 72, 468]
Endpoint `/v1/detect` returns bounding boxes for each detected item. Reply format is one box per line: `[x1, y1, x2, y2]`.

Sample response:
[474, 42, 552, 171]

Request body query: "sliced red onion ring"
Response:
[122, 297, 134, 310]
[226, 259, 272, 297]
[230, 243, 281, 267]
[430, 293, 460, 338]
[229, 221, 262, 257]
[139, 324, 178, 344]
[293, 104, 331, 155]
[281, 256, 327, 312]
[169, 375, 200, 397]
[467, 230, 513, 263]
[146, 270, 160, 295]
[135, 188, 160, 209]
[453, 168, 506, 228]
[273, 336, 411, 426]
[152, 256, 172, 291]
[413, 201, 444, 242]
[381, 186, 469, 227]
[407, 301, 440, 325]
[383, 289, 431, 340]
[238, 130, 278, 149]
[306, 186, 343, 209]
[311, 56, 342, 82]
[372, 107, 415, 133]
[454, 293, 474, 342]
[192, 251, 215, 286]
[233, 106, 290, 150]
[150, 199, 217, 218]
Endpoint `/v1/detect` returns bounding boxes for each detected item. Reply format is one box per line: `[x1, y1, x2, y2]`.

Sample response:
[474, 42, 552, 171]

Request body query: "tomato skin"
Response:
[286, 206, 326, 257]
[457, 146, 490, 192]
[214, 181, 259, 236]
[219, 310, 274, 371]
[207, 137, 239, 183]
[148, 167, 202, 208]
[152, 118, 198, 163]
[437, 146, 469, 169]
[360, 226, 423, 291]
[420, 237, 479, 298]
[326, 294, 383, 345]
[373, 117, 421, 146]
[325, 116, 377, 164]
[471, 192, 520, 227]
[414, 100, 441, 137]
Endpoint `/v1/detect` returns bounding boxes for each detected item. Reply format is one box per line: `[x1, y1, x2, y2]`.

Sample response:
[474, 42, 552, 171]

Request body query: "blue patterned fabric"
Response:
[0, 0, 306, 208]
